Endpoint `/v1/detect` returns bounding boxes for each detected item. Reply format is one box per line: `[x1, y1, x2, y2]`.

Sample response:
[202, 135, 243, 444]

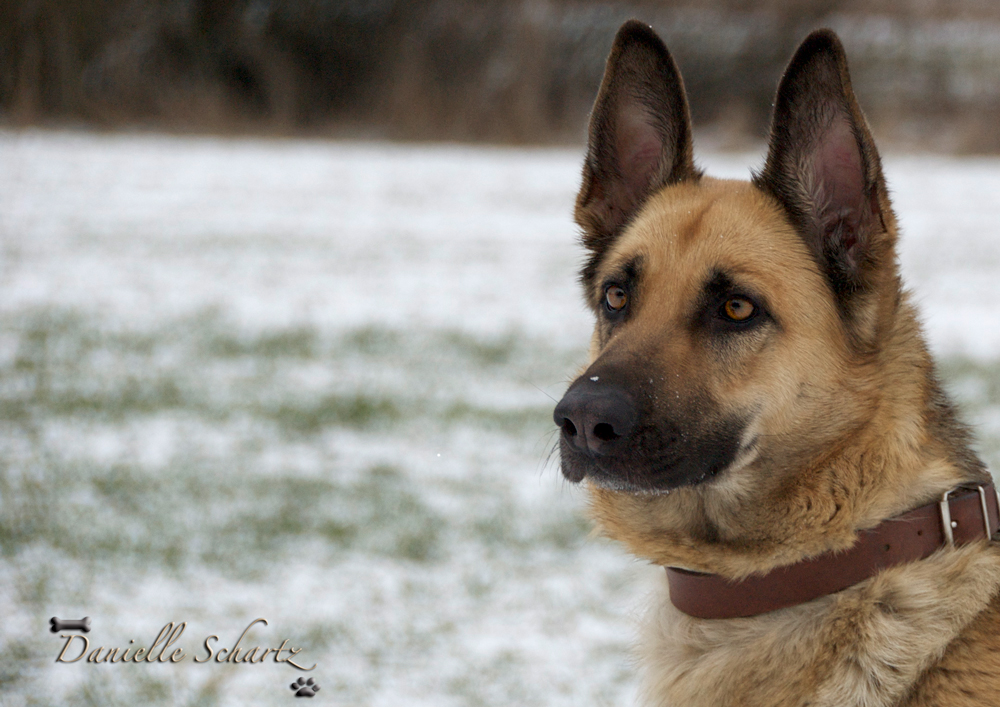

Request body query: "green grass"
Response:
[1, 460, 450, 576]
[0, 308, 583, 585]
[204, 327, 319, 359]
[0, 309, 568, 436]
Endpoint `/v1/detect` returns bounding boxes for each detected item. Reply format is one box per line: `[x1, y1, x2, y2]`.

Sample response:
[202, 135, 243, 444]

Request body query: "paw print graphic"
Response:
[290, 677, 320, 697]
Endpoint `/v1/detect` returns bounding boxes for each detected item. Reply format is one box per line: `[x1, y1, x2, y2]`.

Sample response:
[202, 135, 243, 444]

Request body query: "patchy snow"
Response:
[0, 130, 998, 707]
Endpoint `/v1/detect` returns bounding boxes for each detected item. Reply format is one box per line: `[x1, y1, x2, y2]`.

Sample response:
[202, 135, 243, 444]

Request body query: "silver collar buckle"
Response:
[939, 488, 959, 546]
[939, 484, 999, 546]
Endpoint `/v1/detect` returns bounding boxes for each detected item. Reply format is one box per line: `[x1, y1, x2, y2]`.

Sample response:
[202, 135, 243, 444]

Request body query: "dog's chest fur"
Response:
[640, 543, 1000, 707]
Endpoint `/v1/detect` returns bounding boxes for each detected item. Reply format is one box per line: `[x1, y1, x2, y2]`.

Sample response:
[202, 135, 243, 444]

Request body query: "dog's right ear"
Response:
[576, 21, 698, 280]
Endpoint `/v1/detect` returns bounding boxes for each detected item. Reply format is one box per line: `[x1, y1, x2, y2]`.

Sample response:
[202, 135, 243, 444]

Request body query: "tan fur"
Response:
[558, 22, 1000, 707]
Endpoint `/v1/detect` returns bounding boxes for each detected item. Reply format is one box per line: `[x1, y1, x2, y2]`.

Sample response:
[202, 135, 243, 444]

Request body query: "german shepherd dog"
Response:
[553, 21, 1000, 706]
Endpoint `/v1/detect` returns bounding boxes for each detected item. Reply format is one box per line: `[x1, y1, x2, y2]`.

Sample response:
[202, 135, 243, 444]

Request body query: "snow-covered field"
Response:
[0, 130, 998, 706]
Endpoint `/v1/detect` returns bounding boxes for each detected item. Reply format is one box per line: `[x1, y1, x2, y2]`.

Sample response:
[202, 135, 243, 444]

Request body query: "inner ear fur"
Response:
[754, 30, 895, 320]
[576, 20, 699, 290]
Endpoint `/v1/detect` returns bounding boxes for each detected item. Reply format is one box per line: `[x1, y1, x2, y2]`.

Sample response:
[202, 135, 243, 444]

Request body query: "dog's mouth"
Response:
[556, 418, 754, 493]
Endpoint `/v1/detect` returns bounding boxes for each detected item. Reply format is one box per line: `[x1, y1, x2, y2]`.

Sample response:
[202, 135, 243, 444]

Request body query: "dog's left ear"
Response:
[755, 30, 894, 318]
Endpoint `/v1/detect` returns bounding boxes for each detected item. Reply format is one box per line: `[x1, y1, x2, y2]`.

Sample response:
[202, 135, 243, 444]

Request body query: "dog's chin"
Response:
[559, 451, 716, 494]
[585, 471, 681, 495]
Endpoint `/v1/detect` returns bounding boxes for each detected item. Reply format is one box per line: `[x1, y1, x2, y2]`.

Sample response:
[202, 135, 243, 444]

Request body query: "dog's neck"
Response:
[666, 482, 999, 619]
[820, 299, 988, 525]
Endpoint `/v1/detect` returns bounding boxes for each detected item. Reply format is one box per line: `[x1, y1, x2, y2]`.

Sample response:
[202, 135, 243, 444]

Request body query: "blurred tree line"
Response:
[2, 0, 1000, 151]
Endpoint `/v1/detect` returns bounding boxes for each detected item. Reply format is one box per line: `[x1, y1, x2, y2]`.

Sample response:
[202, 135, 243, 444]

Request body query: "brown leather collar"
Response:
[667, 483, 1000, 620]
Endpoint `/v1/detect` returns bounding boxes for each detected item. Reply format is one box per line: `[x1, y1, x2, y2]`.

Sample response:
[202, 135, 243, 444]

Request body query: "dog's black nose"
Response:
[553, 382, 637, 456]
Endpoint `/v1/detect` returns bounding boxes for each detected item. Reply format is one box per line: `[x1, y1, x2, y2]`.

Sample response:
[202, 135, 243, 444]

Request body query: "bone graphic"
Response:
[50, 617, 91, 633]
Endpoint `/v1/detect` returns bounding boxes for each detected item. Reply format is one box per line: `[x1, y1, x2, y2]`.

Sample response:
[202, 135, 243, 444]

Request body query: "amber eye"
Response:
[605, 285, 628, 312]
[722, 297, 755, 322]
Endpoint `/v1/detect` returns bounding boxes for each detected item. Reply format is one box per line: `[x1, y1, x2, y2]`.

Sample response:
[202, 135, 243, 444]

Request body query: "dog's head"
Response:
[554, 22, 977, 574]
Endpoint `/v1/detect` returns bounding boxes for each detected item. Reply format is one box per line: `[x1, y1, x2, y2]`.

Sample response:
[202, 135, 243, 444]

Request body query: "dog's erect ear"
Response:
[576, 21, 698, 276]
[755, 30, 893, 315]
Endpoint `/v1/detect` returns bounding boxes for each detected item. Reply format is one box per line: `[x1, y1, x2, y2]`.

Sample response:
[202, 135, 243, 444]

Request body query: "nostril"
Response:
[560, 418, 578, 437]
[593, 422, 619, 441]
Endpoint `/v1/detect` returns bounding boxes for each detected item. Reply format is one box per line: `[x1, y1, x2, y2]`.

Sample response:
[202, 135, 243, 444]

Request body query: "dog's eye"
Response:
[721, 297, 755, 322]
[605, 285, 628, 312]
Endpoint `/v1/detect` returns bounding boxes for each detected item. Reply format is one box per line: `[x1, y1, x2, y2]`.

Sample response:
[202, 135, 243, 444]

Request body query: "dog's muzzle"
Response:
[553, 366, 749, 491]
